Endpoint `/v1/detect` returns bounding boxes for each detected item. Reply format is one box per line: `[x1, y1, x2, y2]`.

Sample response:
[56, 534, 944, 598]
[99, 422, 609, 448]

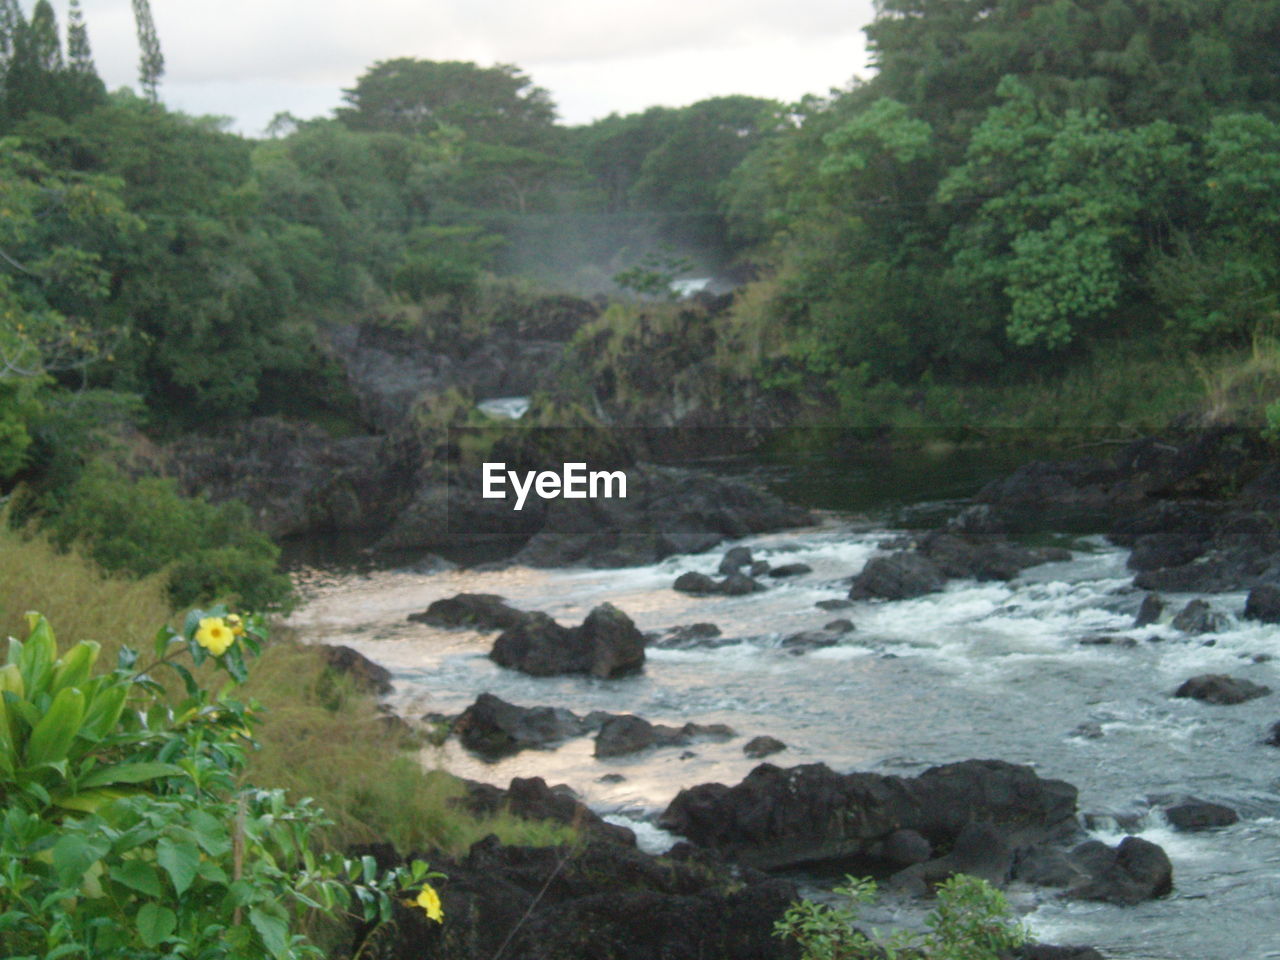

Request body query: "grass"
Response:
[241, 632, 581, 856]
[0, 523, 579, 858]
[0, 517, 173, 654]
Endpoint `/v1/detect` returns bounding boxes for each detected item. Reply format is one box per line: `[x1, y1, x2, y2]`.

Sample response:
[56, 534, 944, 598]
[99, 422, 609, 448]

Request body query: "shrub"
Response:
[38, 460, 294, 611]
[774, 873, 1029, 960]
[0, 610, 441, 959]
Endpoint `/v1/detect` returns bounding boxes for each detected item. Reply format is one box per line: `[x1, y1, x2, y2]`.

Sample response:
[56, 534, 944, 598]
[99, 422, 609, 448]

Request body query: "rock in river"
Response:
[490, 603, 645, 678]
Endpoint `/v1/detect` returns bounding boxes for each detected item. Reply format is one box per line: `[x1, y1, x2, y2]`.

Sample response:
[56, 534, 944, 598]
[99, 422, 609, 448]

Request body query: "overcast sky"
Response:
[50, 0, 878, 136]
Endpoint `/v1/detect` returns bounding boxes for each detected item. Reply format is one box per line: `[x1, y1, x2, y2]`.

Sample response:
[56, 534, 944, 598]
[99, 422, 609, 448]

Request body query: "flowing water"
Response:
[286, 462, 1280, 960]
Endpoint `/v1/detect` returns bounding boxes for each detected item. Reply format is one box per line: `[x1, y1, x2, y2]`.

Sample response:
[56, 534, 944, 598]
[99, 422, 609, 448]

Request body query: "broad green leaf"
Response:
[249, 901, 290, 959]
[156, 836, 199, 896]
[110, 860, 164, 897]
[188, 808, 231, 857]
[50, 641, 100, 695]
[76, 761, 183, 789]
[136, 902, 176, 948]
[52, 833, 108, 886]
[25, 687, 85, 767]
[54, 786, 129, 814]
[80, 683, 128, 740]
[18, 615, 56, 696]
[222, 644, 248, 683]
[0, 663, 24, 698]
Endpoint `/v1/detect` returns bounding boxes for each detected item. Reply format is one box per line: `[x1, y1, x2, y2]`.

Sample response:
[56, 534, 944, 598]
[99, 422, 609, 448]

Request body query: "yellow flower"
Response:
[225, 613, 246, 637]
[194, 617, 235, 657]
[414, 883, 443, 923]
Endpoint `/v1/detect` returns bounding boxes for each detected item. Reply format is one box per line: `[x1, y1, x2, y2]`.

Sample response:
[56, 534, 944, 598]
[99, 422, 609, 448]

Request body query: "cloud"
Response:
[65, 0, 875, 132]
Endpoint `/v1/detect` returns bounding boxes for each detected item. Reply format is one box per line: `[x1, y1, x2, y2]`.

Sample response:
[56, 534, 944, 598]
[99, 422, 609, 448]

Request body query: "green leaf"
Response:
[110, 860, 164, 897]
[156, 837, 199, 896]
[249, 901, 290, 959]
[79, 683, 128, 740]
[136, 902, 176, 948]
[222, 643, 247, 683]
[18, 615, 56, 696]
[188, 808, 231, 857]
[76, 761, 183, 789]
[49, 641, 99, 695]
[51, 834, 91, 886]
[53, 786, 130, 814]
[25, 687, 85, 767]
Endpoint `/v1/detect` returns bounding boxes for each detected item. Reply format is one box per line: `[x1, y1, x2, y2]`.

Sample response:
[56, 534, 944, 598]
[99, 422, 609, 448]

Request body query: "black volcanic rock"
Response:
[1174, 674, 1271, 705]
[454, 693, 586, 758]
[849, 553, 947, 601]
[409, 593, 527, 631]
[659, 759, 1077, 872]
[490, 603, 645, 678]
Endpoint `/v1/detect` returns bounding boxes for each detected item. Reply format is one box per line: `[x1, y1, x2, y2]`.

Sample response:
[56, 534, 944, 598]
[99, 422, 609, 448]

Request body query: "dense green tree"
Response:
[338, 59, 557, 146]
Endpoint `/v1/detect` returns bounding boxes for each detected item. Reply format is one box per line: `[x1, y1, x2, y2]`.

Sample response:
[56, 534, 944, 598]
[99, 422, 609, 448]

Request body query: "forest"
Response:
[3, 0, 1280, 605]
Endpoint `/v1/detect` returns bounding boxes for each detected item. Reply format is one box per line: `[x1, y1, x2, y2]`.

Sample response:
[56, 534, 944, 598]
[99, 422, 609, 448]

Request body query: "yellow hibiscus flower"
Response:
[414, 883, 444, 923]
[194, 617, 235, 657]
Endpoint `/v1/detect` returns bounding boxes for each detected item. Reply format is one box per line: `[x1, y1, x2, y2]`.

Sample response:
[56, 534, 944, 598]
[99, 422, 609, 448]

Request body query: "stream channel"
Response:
[285, 443, 1280, 960]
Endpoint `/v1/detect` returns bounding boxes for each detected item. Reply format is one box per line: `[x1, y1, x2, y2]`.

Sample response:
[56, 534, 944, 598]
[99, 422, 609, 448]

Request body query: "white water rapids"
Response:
[287, 520, 1280, 960]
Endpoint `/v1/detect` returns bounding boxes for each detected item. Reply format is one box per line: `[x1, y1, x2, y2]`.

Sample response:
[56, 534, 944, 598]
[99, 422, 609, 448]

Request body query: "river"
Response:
[285, 449, 1280, 960]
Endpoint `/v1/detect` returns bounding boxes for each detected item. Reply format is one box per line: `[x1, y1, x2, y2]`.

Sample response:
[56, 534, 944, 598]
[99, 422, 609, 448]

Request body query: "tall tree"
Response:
[26, 0, 63, 71]
[66, 0, 94, 74]
[0, 0, 21, 68]
[131, 0, 163, 101]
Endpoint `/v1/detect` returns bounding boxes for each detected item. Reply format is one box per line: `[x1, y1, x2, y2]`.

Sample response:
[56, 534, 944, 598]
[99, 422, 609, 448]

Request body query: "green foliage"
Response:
[774, 874, 1029, 960]
[131, 0, 164, 101]
[40, 460, 293, 611]
[612, 249, 694, 300]
[338, 58, 557, 145]
[0, 612, 442, 960]
[940, 77, 1191, 349]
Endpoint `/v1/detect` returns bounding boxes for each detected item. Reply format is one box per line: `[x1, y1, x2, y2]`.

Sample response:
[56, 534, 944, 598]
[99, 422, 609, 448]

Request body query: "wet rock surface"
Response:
[1173, 674, 1272, 705]
[659, 758, 1079, 872]
[490, 603, 646, 678]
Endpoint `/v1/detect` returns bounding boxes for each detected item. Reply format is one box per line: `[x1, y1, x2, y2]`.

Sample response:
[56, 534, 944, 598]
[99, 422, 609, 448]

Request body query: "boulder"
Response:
[718, 546, 754, 575]
[673, 572, 718, 595]
[1134, 593, 1164, 627]
[1174, 674, 1271, 705]
[316, 644, 393, 696]
[490, 603, 645, 678]
[1244, 583, 1280, 623]
[1170, 599, 1228, 634]
[454, 694, 585, 758]
[1065, 836, 1173, 905]
[849, 553, 947, 601]
[889, 821, 1012, 893]
[919, 532, 1071, 581]
[768, 563, 812, 578]
[719, 572, 766, 596]
[408, 593, 527, 631]
[780, 630, 842, 651]
[595, 715, 735, 758]
[1162, 799, 1239, 832]
[742, 736, 786, 760]
[659, 759, 1077, 872]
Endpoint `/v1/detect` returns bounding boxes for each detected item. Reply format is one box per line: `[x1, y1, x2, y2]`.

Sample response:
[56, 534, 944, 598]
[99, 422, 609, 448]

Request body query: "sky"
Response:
[51, 0, 878, 136]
